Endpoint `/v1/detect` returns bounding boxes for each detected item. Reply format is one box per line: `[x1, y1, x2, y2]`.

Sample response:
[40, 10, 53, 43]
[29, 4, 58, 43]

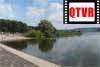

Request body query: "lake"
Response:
[2, 32, 100, 67]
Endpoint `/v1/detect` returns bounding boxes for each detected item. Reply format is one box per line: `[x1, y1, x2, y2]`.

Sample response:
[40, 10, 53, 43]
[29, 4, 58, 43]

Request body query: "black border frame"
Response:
[63, 0, 98, 24]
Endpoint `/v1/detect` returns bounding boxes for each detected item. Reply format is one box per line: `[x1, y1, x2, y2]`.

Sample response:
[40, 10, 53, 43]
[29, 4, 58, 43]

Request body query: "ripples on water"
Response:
[2, 32, 100, 67]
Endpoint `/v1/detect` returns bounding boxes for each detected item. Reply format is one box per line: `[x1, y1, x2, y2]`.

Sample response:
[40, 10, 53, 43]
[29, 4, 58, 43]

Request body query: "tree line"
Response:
[0, 19, 57, 38]
[0, 19, 81, 38]
[0, 19, 29, 33]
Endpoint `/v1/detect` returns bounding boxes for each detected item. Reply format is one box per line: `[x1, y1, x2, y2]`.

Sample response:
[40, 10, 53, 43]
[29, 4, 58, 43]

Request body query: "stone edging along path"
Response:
[0, 43, 61, 67]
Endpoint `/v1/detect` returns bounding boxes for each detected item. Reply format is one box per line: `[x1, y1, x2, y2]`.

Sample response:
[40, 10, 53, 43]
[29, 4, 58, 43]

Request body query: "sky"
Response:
[0, 0, 100, 30]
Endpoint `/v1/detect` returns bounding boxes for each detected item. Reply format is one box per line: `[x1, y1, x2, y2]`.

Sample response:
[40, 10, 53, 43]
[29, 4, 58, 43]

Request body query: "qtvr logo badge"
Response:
[64, 0, 100, 24]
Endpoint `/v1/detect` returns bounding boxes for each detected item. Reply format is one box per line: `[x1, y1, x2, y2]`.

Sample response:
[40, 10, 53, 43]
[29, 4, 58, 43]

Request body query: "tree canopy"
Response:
[25, 29, 45, 39]
[0, 19, 28, 33]
[38, 20, 56, 37]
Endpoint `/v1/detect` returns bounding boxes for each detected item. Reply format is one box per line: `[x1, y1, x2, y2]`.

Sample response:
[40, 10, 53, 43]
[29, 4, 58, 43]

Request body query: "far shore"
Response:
[0, 33, 32, 42]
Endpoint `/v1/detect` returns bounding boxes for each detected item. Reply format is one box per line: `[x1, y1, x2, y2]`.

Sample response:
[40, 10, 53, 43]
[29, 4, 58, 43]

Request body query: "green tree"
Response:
[0, 19, 28, 33]
[25, 29, 45, 39]
[38, 19, 56, 38]
[38, 39, 56, 52]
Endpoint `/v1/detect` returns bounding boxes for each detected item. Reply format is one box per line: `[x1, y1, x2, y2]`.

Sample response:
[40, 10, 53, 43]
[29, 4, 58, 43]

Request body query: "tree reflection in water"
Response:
[2, 40, 27, 50]
[2, 39, 56, 52]
[38, 39, 56, 52]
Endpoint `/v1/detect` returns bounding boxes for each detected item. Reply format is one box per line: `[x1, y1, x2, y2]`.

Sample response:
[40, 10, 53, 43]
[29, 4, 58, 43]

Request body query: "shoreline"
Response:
[0, 37, 32, 42]
[0, 34, 32, 42]
[0, 34, 61, 67]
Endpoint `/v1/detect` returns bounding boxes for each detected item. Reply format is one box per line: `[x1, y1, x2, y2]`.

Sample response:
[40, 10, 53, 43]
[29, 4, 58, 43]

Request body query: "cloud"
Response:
[28, 0, 48, 8]
[48, 3, 63, 21]
[26, 6, 46, 25]
[0, 0, 99, 29]
[30, 0, 47, 3]
[0, 4, 13, 15]
[47, 3, 66, 29]
[26, 7, 45, 18]
[26, 0, 48, 25]
[0, 1, 16, 19]
[26, 2, 64, 29]
[36, 0, 47, 2]
[49, 3, 62, 10]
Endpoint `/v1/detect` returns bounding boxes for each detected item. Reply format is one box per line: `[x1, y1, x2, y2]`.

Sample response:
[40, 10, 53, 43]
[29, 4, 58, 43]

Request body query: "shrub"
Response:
[25, 30, 45, 39]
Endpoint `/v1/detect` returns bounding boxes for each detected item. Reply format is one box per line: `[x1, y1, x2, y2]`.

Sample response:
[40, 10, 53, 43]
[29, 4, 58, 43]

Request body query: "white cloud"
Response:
[49, 3, 63, 10]
[0, 4, 13, 15]
[47, 3, 65, 29]
[26, 6, 46, 26]
[48, 3, 63, 21]
[26, 2, 64, 28]
[27, 7, 45, 18]
[0, 1, 16, 19]
[48, 11, 63, 24]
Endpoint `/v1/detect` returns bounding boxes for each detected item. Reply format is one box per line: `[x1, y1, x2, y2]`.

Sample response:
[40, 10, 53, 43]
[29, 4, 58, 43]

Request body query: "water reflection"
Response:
[62, 47, 99, 66]
[38, 39, 56, 52]
[3, 40, 28, 50]
[2, 39, 56, 52]
[1, 32, 100, 67]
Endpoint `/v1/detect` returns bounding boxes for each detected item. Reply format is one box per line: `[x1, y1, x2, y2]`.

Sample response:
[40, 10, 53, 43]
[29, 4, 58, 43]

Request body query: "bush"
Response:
[25, 30, 45, 39]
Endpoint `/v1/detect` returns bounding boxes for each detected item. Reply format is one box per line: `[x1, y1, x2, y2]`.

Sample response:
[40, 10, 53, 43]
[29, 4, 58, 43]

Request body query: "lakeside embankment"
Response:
[0, 34, 61, 67]
[0, 46, 38, 67]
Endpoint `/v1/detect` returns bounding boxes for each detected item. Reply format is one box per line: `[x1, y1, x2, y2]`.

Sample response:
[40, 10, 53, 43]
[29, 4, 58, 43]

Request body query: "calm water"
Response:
[2, 32, 100, 67]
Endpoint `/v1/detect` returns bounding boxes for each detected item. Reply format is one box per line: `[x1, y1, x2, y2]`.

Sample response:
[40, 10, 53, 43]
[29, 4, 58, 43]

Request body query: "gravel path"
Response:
[0, 47, 39, 67]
